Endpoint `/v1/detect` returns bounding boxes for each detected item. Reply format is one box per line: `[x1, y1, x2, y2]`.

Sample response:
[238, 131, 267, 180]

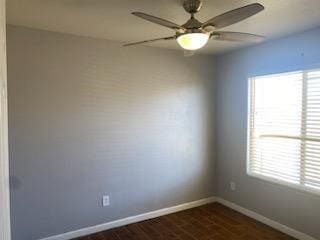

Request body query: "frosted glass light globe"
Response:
[177, 33, 209, 50]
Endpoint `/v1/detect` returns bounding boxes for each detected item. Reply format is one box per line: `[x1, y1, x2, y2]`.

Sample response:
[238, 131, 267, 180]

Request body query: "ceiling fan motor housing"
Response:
[183, 0, 202, 14]
[182, 18, 203, 31]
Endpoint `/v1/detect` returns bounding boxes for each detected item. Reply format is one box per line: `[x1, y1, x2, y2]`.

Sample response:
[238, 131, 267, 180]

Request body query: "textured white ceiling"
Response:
[7, 0, 320, 55]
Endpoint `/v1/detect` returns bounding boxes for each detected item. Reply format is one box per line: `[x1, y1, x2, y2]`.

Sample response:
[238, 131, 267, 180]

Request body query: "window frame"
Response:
[246, 70, 320, 197]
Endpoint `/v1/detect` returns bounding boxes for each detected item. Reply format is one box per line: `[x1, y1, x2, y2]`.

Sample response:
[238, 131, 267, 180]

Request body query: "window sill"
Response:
[247, 171, 320, 198]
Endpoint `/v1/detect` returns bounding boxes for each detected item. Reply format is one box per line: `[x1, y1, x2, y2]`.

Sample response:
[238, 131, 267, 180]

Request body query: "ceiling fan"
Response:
[124, 0, 265, 52]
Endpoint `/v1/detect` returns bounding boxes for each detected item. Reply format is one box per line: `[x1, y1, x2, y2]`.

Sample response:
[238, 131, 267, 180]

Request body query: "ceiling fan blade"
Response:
[202, 3, 264, 30]
[124, 36, 176, 47]
[212, 31, 265, 43]
[132, 12, 184, 30]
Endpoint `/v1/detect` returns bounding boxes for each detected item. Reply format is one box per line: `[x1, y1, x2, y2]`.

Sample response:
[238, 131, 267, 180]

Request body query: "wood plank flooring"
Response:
[75, 202, 296, 240]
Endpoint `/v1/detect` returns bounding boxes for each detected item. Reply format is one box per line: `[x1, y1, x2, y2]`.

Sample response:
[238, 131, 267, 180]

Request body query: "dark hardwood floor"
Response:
[75, 202, 296, 240]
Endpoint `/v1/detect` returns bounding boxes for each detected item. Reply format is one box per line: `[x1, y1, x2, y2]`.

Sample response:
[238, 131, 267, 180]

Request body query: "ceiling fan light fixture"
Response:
[177, 33, 209, 50]
[126, 1, 265, 52]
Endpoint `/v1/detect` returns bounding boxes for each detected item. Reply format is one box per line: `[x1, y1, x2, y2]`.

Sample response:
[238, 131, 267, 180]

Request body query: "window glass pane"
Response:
[250, 72, 302, 184]
[248, 69, 320, 194]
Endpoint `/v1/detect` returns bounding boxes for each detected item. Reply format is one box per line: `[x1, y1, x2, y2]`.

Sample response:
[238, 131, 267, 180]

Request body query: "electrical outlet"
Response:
[230, 181, 236, 191]
[102, 195, 110, 207]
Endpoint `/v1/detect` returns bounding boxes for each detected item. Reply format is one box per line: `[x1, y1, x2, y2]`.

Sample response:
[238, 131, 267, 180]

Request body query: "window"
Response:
[248, 69, 320, 195]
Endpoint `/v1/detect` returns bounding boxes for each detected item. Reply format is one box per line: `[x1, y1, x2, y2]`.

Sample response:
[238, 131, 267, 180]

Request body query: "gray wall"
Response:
[215, 26, 320, 239]
[9, 22, 320, 240]
[7, 25, 216, 240]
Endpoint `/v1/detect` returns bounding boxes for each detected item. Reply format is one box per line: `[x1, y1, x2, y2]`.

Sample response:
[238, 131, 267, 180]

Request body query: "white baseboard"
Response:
[215, 197, 317, 240]
[41, 196, 317, 240]
[40, 196, 216, 240]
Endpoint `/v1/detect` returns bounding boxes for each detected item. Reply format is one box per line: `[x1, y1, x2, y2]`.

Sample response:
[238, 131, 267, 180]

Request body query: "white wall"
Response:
[0, 0, 11, 239]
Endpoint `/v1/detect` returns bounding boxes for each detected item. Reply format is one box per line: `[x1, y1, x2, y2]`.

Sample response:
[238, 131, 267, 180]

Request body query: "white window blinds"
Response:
[248, 69, 320, 194]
